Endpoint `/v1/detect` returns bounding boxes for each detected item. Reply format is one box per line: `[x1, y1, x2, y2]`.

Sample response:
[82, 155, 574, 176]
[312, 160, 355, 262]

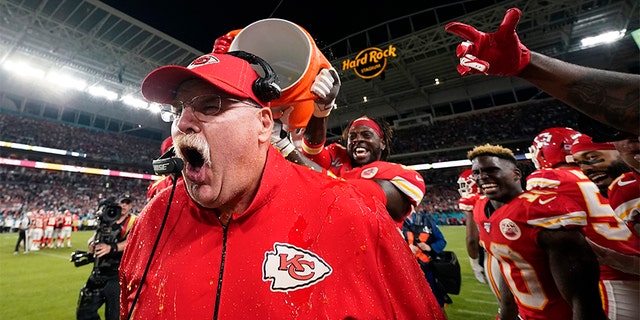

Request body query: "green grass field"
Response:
[0, 226, 498, 319]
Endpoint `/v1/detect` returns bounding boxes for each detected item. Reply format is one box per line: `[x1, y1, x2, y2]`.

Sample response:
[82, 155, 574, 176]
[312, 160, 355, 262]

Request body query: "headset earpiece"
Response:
[226, 50, 281, 102]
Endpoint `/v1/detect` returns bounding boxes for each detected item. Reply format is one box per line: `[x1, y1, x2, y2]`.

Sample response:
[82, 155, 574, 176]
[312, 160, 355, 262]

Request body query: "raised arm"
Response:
[303, 68, 340, 146]
[520, 52, 639, 135]
[445, 8, 639, 135]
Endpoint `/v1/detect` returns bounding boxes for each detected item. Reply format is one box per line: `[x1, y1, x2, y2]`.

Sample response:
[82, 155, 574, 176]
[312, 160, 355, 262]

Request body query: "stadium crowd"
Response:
[0, 166, 148, 231]
[1, 96, 577, 170]
[0, 96, 578, 227]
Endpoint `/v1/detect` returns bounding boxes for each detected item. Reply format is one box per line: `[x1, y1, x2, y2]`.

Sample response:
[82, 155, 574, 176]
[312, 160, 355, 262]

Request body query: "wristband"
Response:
[110, 243, 118, 253]
[274, 138, 295, 157]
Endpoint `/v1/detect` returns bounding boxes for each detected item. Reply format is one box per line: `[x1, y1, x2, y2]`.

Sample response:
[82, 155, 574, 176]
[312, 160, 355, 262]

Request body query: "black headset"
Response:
[226, 50, 282, 103]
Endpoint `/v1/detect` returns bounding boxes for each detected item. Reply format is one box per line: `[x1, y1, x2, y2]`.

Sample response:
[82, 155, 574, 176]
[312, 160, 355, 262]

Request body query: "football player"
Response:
[458, 169, 505, 317]
[571, 133, 631, 198]
[527, 127, 640, 319]
[458, 169, 485, 283]
[469, 143, 606, 319]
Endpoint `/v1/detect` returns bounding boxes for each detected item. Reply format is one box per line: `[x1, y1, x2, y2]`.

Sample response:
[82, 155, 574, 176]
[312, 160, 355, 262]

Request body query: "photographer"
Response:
[75, 195, 137, 320]
[402, 212, 451, 309]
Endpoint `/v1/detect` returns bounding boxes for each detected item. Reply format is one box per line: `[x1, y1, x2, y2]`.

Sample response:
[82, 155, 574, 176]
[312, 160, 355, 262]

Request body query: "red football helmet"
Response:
[457, 169, 479, 197]
[529, 127, 581, 169]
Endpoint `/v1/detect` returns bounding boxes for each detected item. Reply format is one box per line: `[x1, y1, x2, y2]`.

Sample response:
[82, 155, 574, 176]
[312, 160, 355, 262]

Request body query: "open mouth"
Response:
[180, 147, 206, 183]
[182, 147, 205, 168]
[481, 183, 498, 194]
[588, 172, 607, 184]
[352, 146, 370, 160]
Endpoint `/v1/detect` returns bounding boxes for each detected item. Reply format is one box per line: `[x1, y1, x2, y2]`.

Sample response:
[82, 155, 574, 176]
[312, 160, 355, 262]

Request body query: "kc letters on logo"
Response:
[263, 243, 332, 292]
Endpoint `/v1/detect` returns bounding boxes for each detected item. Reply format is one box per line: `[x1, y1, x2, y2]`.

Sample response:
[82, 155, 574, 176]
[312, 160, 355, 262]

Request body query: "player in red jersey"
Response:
[58, 210, 73, 248]
[571, 132, 640, 238]
[608, 170, 640, 236]
[469, 143, 605, 320]
[29, 211, 45, 251]
[295, 115, 425, 223]
[43, 211, 57, 248]
[458, 169, 485, 283]
[459, 169, 507, 316]
[527, 127, 640, 319]
[120, 51, 445, 320]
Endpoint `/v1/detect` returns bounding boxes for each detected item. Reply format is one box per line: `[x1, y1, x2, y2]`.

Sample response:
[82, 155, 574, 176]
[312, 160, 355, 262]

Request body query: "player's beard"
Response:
[600, 159, 632, 198]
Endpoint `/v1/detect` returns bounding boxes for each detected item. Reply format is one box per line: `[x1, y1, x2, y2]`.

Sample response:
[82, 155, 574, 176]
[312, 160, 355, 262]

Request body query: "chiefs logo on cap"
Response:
[188, 55, 220, 69]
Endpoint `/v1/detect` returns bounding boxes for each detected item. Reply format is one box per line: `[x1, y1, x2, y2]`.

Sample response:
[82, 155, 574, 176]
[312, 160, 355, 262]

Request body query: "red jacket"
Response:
[120, 148, 445, 320]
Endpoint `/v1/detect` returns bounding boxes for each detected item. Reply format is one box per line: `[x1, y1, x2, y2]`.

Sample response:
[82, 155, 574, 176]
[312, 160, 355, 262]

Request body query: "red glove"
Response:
[445, 8, 530, 76]
[212, 29, 241, 54]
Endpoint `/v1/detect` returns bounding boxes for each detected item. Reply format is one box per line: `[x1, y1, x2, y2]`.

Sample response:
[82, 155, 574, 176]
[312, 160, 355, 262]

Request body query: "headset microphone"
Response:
[152, 147, 184, 175]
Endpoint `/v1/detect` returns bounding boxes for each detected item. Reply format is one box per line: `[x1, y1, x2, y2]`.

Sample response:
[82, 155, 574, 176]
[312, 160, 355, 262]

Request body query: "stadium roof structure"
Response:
[0, 0, 637, 142]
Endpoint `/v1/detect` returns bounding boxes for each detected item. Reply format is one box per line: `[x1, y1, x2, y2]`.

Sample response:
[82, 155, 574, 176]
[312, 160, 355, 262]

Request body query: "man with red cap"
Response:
[119, 51, 445, 320]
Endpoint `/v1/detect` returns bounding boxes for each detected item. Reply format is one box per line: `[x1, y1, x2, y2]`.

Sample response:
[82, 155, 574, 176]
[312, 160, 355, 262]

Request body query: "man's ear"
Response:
[257, 108, 273, 143]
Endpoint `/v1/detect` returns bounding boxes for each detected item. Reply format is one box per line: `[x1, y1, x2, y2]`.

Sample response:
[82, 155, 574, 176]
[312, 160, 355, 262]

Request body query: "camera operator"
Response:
[76, 195, 137, 320]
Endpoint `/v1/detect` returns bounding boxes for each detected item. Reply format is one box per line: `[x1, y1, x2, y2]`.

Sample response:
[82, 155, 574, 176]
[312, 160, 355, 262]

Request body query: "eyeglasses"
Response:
[160, 94, 261, 123]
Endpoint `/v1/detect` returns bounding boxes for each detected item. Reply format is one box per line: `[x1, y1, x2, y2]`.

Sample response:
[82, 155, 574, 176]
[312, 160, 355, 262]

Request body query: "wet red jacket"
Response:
[120, 148, 445, 320]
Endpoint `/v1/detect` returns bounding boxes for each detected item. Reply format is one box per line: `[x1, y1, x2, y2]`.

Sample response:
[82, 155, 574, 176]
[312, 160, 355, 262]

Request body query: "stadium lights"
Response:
[148, 103, 163, 113]
[407, 153, 533, 171]
[2, 58, 149, 108]
[87, 86, 118, 101]
[580, 30, 625, 48]
[45, 73, 87, 91]
[122, 95, 149, 109]
[3, 60, 45, 78]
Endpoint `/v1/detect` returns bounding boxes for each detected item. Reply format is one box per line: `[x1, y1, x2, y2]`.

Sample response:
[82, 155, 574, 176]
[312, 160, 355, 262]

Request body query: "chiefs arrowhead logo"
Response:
[499, 218, 521, 241]
[188, 54, 220, 69]
[361, 167, 378, 179]
[263, 243, 332, 292]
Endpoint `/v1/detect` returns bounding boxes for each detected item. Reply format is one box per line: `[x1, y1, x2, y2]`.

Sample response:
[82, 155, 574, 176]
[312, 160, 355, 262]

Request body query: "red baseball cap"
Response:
[141, 53, 268, 108]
